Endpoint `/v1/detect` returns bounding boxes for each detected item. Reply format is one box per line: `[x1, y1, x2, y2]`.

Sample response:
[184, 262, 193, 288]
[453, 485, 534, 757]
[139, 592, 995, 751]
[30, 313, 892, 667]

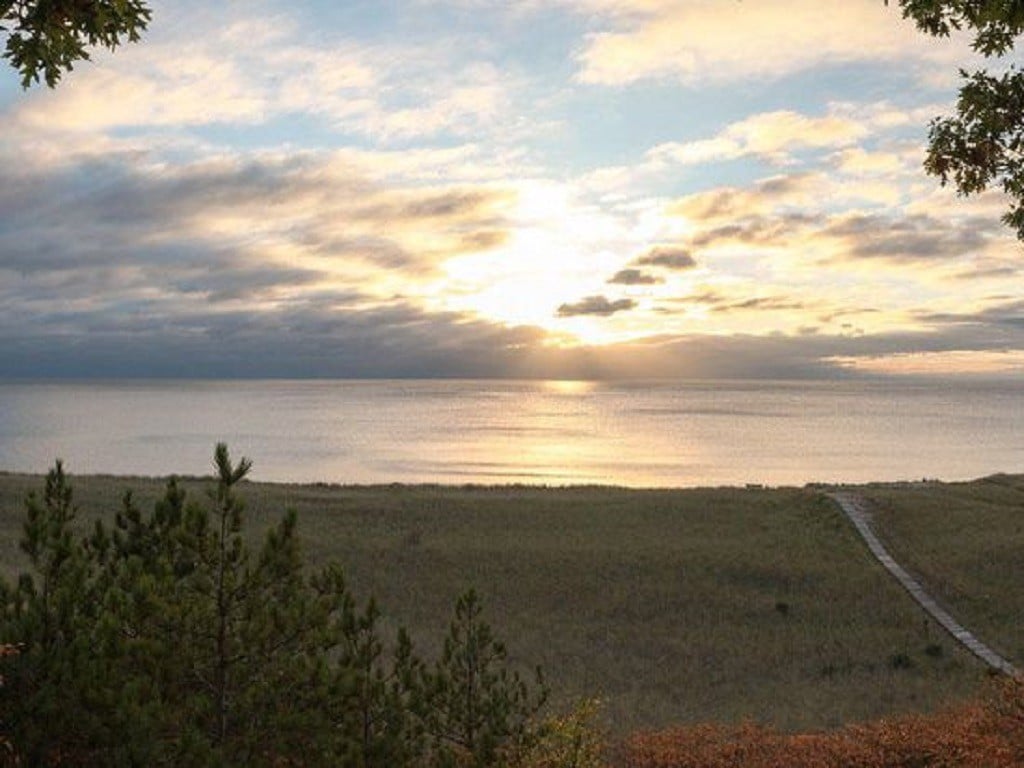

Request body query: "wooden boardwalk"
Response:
[828, 491, 1018, 677]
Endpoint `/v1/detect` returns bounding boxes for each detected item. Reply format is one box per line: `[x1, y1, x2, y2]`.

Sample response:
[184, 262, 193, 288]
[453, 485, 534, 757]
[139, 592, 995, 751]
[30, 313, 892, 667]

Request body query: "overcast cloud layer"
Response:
[1, 0, 1022, 379]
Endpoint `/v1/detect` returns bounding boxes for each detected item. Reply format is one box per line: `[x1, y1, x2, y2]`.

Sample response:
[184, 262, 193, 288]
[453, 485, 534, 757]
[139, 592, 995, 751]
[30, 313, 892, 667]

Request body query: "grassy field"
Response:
[0, 470, 997, 734]
[862, 474, 1024, 669]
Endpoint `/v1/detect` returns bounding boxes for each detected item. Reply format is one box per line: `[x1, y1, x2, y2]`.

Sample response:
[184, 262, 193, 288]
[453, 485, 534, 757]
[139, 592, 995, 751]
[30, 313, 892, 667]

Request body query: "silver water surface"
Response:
[0, 379, 1022, 486]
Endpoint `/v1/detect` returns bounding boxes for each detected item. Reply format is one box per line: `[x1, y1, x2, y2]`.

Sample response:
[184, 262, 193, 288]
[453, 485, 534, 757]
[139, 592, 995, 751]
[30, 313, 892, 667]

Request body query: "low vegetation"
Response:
[0, 463, 1000, 736]
[863, 475, 1024, 667]
[2, 453, 1021, 765]
[0, 447, 547, 766]
[619, 677, 1024, 767]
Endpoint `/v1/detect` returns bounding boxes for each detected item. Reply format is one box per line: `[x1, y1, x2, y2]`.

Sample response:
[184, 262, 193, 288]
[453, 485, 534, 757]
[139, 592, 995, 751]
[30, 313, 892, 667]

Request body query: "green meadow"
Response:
[1, 470, 1017, 734]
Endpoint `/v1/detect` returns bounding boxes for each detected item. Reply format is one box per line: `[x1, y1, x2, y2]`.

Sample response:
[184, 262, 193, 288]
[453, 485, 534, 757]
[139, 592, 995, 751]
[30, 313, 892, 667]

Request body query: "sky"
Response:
[1, 0, 1023, 380]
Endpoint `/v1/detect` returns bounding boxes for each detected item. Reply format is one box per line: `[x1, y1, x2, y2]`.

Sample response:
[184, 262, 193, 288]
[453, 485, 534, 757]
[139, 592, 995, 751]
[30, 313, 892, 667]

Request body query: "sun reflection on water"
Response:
[3, 379, 1024, 487]
[541, 379, 598, 396]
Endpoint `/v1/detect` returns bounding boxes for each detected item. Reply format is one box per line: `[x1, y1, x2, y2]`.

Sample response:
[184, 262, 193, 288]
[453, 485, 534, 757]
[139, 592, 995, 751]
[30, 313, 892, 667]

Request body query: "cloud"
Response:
[566, 0, 964, 86]
[634, 247, 696, 270]
[2, 2, 1021, 382]
[649, 110, 869, 167]
[669, 174, 823, 224]
[9, 320, 1023, 379]
[608, 268, 662, 285]
[914, 299, 1024, 330]
[821, 213, 993, 262]
[576, 102, 949, 204]
[828, 350, 1024, 376]
[828, 146, 914, 177]
[6, 6, 519, 144]
[0, 144, 527, 377]
[665, 288, 814, 316]
[3, 269, 1022, 379]
[0, 297, 555, 379]
[821, 298, 1024, 374]
[712, 296, 810, 314]
[557, 295, 637, 317]
[950, 265, 1022, 282]
[0, 151, 516, 285]
[662, 165, 1011, 271]
[673, 205, 998, 267]
[353, 188, 511, 224]
[686, 213, 822, 250]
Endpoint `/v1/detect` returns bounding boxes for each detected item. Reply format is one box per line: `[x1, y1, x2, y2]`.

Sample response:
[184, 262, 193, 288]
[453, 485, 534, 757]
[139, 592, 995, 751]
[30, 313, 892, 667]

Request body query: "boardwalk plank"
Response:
[828, 491, 1018, 678]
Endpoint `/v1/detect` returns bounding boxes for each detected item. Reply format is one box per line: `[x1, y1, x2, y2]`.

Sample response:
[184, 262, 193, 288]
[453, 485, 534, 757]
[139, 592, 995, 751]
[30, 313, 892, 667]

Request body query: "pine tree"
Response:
[423, 589, 548, 768]
[133, 443, 355, 765]
[0, 446, 550, 767]
[0, 460, 146, 764]
[0, 446, 361, 765]
[334, 599, 427, 767]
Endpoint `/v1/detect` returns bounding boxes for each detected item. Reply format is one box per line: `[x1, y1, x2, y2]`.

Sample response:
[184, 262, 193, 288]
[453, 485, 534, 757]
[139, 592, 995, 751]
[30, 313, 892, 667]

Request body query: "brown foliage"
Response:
[619, 678, 1024, 768]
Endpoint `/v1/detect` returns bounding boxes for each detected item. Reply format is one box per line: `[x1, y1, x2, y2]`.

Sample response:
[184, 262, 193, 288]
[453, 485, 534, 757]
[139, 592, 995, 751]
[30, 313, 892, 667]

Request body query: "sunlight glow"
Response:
[828, 351, 1024, 376]
[542, 379, 598, 395]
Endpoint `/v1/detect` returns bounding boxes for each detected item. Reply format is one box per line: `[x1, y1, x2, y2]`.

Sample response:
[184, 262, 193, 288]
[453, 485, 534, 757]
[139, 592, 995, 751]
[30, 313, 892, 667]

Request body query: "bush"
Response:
[889, 652, 914, 670]
[518, 698, 608, 768]
[925, 643, 944, 658]
[619, 680, 1024, 768]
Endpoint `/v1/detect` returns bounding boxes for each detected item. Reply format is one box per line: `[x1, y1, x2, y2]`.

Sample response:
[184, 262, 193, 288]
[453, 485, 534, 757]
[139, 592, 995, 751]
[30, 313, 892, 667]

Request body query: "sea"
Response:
[0, 378, 1022, 487]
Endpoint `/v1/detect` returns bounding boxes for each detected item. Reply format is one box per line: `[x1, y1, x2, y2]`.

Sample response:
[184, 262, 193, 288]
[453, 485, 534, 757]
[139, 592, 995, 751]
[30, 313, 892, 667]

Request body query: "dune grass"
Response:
[0, 471, 993, 734]
[861, 474, 1024, 669]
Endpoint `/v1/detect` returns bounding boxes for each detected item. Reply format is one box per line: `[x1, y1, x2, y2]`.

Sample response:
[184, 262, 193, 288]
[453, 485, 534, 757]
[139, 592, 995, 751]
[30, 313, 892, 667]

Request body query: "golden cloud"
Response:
[570, 0, 963, 85]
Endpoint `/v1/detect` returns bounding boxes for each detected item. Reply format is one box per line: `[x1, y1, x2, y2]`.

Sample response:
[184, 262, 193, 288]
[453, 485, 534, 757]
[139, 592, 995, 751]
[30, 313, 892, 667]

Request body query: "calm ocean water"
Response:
[0, 379, 1022, 487]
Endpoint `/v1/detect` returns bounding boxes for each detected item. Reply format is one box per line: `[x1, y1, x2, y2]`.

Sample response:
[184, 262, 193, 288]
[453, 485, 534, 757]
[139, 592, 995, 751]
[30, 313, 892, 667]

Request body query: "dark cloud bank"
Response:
[5, 297, 1024, 379]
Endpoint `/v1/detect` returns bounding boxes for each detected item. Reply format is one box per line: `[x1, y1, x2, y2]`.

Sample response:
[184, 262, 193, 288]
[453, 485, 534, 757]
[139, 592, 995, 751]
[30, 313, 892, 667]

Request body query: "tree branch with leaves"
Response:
[891, 0, 1024, 239]
[1, 0, 151, 87]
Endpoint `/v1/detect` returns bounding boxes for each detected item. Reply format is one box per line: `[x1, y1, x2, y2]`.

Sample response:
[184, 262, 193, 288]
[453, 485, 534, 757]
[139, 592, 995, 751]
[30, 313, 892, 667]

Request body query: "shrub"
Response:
[619, 679, 1024, 768]
[925, 643, 944, 658]
[889, 652, 914, 670]
[518, 698, 608, 768]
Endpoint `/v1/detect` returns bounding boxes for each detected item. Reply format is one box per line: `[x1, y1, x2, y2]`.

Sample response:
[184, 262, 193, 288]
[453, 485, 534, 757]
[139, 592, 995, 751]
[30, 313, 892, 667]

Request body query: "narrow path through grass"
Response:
[829, 491, 1017, 677]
